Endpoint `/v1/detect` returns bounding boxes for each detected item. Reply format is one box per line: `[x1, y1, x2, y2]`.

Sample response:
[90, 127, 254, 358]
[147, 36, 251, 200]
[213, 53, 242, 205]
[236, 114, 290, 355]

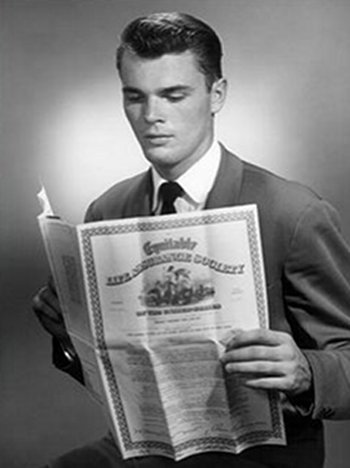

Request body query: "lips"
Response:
[144, 134, 173, 145]
[145, 133, 171, 139]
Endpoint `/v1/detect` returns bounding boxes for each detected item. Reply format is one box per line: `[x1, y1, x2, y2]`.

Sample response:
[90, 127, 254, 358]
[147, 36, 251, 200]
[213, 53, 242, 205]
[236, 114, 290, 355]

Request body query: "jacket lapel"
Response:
[205, 145, 244, 210]
[125, 169, 154, 217]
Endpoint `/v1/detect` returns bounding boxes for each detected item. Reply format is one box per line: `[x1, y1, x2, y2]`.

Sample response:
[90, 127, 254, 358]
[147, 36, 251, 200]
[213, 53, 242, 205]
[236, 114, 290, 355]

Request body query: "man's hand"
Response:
[220, 329, 312, 396]
[32, 280, 72, 348]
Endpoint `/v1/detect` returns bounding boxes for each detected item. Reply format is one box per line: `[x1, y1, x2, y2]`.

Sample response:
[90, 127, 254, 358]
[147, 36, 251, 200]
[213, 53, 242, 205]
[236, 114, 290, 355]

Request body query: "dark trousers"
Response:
[43, 420, 324, 468]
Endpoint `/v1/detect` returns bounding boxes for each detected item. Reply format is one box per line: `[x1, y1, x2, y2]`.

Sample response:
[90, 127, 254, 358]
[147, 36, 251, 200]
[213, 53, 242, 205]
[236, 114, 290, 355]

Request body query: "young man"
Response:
[33, 12, 350, 468]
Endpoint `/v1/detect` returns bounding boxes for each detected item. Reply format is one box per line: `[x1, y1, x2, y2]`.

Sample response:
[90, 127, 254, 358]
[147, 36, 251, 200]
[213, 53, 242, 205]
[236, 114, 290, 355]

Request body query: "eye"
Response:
[164, 92, 187, 103]
[124, 92, 144, 104]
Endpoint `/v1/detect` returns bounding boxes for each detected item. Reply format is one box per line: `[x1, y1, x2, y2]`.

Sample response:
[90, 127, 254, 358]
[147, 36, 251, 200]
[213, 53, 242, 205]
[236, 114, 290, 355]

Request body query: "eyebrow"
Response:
[122, 86, 142, 94]
[122, 85, 193, 95]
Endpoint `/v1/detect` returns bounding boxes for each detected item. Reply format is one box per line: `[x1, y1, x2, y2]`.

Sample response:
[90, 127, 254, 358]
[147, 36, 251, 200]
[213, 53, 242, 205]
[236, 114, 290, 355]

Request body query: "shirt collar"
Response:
[151, 140, 221, 213]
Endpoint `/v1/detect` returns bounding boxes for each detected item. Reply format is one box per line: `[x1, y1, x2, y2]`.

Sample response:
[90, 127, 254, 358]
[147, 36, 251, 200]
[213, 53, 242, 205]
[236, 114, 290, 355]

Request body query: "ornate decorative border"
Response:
[79, 207, 284, 457]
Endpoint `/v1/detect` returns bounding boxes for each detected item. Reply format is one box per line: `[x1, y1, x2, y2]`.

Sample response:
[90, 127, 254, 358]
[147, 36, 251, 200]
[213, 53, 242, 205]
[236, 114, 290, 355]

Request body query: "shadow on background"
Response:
[1, 1, 350, 467]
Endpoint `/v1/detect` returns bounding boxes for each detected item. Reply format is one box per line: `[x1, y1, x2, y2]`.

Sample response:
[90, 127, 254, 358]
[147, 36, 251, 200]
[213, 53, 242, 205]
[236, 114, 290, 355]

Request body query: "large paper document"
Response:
[38, 189, 285, 461]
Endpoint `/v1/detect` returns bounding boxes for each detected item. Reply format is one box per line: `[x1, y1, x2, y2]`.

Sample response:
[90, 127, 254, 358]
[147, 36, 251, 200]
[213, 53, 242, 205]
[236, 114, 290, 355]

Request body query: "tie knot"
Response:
[159, 181, 183, 214]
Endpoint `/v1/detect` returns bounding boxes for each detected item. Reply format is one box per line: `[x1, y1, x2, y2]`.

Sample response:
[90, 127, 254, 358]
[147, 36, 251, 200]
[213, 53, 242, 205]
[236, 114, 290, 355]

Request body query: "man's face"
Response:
[119, 50, 226, 180]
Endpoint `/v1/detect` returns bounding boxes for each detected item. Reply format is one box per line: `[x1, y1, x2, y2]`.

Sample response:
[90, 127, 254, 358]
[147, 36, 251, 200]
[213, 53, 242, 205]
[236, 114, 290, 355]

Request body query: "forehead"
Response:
[119, 50, 206, 89]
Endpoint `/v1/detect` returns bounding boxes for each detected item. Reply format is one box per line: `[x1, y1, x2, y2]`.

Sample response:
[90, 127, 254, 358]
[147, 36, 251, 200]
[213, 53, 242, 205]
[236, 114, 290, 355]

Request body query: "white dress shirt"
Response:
[151, 141, 221, 214]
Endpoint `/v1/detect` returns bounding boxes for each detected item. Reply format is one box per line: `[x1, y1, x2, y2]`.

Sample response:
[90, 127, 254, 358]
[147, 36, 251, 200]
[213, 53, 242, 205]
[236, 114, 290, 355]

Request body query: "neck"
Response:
[155, 137, 215, 181]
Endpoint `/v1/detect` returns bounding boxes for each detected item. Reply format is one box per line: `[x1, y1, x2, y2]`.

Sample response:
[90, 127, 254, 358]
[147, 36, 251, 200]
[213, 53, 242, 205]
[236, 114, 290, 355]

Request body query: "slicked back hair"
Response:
[116, 12, 223, 90]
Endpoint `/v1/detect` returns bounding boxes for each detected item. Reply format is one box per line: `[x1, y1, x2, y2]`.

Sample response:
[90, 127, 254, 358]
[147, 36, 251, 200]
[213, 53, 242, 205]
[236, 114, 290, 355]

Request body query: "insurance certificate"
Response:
[38, 193, 285, 460]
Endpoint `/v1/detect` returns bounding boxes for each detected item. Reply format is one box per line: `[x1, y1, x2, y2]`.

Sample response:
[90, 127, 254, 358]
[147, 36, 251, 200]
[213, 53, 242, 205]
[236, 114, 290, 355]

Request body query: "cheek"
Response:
[124, 107, 141, 132]
[180, 104, 211, 136]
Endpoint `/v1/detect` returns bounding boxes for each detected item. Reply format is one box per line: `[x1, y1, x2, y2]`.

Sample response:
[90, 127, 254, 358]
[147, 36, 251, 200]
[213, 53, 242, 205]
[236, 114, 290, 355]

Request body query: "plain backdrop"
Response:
[1, 1, 350, 467]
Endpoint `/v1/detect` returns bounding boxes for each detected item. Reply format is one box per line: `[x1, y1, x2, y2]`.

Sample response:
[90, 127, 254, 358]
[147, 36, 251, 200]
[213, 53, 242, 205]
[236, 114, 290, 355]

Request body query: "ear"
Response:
[210, 78, 227, 115]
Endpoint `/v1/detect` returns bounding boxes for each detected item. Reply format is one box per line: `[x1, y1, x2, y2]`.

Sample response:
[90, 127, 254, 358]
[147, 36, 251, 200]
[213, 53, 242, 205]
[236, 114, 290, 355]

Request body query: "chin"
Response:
[144, 148, 175, 166]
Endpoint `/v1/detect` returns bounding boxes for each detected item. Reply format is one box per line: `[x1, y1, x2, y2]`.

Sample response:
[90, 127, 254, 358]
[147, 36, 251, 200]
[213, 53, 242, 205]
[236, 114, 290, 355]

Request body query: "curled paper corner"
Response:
[37, 186, 54, 217]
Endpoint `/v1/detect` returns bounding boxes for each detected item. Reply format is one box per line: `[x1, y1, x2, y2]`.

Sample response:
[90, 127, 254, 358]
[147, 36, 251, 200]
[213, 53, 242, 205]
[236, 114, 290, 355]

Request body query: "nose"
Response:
[143, 97, 164, 124]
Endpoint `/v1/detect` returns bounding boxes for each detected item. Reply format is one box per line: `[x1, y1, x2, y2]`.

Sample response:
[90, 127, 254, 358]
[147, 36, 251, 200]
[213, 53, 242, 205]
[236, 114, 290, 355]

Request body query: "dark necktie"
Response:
[159, 181, 183, 214]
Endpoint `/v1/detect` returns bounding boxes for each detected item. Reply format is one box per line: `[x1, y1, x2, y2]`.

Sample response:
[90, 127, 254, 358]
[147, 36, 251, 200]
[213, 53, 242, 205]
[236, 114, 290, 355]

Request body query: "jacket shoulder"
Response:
[240, 159, 324, 222]
[84, 170, 150, 222]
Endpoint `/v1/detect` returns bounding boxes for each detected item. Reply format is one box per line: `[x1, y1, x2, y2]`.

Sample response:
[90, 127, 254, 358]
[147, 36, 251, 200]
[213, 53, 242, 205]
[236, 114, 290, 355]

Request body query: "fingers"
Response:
[223, 357, 300, 391]
[225, 328, 289, 350]
[32, 286, 62, 323]
[32, 285, 69, 341]
[224, 360, 284, 375]
[243, 370, 310, 393]
[222, 329, 294, 365]
[223, 345, 283, 363]
[220, 328, 312, 395]
[244, 377, 291, 391]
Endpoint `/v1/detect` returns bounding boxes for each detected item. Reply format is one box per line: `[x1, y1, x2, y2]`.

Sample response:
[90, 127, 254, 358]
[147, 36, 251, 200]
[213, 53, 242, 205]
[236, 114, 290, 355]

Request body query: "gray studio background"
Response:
[1, 1, 350, 467]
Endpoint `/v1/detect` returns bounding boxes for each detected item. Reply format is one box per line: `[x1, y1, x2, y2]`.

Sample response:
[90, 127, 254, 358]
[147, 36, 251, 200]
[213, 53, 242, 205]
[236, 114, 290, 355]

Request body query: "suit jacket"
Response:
[80, 145, 350, 424]
[52, 145, 350, 465]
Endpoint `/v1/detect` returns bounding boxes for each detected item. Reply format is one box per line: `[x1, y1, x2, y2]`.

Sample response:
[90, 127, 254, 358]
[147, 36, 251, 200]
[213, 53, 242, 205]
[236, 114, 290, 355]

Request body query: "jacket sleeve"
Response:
[284, 199, 350, 420]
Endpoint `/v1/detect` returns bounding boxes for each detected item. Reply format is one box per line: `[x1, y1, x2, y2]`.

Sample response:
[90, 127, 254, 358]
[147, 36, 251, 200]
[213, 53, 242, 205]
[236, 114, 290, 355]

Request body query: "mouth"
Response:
[144, 134, 173, 145]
